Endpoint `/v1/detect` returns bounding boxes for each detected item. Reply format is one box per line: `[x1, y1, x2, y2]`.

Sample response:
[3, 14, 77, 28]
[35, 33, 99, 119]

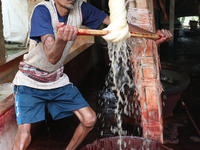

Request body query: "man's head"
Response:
[55, 0, 76, 10]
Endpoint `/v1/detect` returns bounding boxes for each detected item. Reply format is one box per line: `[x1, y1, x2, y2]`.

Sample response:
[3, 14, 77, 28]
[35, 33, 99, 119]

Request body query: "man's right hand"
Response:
[57, 22, 78, 42]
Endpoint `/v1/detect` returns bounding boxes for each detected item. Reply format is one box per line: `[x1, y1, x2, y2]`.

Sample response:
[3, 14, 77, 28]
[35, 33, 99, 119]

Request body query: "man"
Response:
[12, 0, 172, 150]
[154, 0, 168, 29]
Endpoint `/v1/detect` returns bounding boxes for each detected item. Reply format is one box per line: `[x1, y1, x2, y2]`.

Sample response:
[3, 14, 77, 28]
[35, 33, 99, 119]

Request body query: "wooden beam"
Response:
[127, 0, 163, 143]
[0, 1, 6, 65]
[169, 0, 175, 47]
[198, 1, 200, 25]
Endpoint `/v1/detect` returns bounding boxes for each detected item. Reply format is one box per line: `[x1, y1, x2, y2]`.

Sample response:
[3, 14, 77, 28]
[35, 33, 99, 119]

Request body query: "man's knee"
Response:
[13, 133, 31, 150]
[83, 112, 97, 128]
[13, 124, 31, 150]
[18, 124, 31, 140]
[20, 132, 31, 142]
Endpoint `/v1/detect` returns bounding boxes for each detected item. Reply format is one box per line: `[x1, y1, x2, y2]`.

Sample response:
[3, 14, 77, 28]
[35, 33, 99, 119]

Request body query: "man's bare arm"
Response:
[41, 23, 78, 65]
[159, 0, 168, 22]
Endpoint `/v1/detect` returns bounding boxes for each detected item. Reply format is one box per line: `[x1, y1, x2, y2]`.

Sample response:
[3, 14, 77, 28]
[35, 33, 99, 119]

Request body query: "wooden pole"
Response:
[198, 1, 200, 26]
[127, 0, 163, 143]
[77, 29, 161, 39]
[0, 1, 6, 65]
[169, 0, 175, 47]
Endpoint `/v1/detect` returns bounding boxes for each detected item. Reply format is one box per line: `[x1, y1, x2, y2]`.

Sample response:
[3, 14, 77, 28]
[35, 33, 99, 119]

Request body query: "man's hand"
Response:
[155, 29, 173, 45]
[57, 22, 78, 42]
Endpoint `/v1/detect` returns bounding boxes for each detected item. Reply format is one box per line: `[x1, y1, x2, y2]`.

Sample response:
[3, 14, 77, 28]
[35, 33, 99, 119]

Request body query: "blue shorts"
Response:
[14, 84, 90, 125]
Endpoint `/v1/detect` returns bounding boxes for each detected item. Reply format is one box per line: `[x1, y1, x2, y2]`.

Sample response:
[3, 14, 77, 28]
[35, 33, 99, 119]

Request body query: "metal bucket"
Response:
[81, 136, 172, 150]
[161, 69, 190, 118]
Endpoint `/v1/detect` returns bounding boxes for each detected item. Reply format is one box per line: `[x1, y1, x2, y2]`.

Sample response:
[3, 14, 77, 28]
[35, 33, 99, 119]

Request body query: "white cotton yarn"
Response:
[103, 0, 131, 43]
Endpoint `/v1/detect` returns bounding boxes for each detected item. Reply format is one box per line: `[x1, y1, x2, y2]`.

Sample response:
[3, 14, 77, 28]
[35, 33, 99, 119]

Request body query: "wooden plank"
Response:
[0, 1, 6, 65]
[169, 0, 175, 47]
[127, 0, 163, 143]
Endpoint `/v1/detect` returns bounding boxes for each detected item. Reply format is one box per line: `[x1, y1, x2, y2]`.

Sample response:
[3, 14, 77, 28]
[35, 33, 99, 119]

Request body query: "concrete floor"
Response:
[27, 29, 200, 150]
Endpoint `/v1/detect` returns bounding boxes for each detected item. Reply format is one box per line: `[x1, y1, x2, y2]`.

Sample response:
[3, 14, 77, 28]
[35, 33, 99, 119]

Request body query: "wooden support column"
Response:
[169, 0, 175, 47]
[127, 0, 163, 143]
[0, 1, 6, 65]
[198, 1, 200, 25]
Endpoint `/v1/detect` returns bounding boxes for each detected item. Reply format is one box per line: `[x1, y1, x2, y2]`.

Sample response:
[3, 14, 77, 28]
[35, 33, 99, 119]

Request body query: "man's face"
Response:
[56, 0, 76, 10]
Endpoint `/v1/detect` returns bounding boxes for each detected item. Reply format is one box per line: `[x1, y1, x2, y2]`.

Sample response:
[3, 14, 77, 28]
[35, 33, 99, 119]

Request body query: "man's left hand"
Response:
[156, 29, 173, 45]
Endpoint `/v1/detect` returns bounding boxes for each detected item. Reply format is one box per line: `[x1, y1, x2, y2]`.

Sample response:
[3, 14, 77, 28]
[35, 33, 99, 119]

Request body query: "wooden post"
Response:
[127, 0, 163, 143]
[0, 1, 6, 65]
[198, 1, 200, 26]
[169, 0, 175, 47]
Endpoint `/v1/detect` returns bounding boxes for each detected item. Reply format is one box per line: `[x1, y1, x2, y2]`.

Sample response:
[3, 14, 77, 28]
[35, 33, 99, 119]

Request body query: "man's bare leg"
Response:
[66, 107, 97, 150]
[13, 124, 31, 150]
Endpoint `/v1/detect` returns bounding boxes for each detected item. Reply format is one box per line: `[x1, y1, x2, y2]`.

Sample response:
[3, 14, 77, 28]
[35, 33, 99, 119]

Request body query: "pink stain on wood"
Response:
[128, 0, 163, 143]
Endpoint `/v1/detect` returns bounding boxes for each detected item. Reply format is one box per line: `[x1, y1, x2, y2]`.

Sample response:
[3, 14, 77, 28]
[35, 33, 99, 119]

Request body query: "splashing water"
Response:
[107, 42, 134, 146]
